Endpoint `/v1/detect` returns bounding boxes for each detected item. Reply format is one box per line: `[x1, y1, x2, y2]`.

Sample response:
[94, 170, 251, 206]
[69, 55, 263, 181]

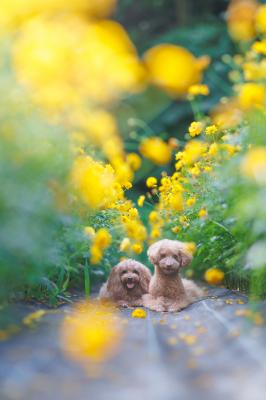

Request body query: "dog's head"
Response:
[147, 239, 192, 275]
[107, 259, 151, 296]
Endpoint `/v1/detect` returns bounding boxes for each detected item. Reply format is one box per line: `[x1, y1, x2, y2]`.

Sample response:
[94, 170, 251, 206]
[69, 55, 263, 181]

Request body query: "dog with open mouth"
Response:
[99, 259, 152, 307]
[143, 239, 203, 312]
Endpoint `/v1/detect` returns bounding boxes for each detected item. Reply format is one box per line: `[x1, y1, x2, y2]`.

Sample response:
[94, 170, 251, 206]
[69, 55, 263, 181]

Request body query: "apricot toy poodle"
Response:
[143, 239, 203, 312]
[99, 258, 151, 307]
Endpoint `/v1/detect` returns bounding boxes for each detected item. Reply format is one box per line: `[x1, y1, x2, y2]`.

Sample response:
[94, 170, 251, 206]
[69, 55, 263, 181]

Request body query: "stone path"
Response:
[0, 287, 266, 400]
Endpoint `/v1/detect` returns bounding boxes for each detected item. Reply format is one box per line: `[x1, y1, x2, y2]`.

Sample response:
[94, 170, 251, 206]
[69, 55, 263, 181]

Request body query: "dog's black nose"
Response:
[127, 277, 133, 282]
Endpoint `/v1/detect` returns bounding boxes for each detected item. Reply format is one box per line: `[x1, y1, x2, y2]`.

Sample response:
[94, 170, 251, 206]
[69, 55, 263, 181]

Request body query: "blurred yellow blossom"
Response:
[172, 226, 181, 234]
[131, 243, 143, 254]
[198, 208, 208, 218]
[186, 197, 196, 207]
[184, 242, 197, 255]
[23, 310, 46, 326]
[205, 125, 218, 135]
[188, 121, 203, 137]
[131, 308, 147, 318]
[210, 98, 243, 129]
[61, 301, 123, 366]
[144, 44, 210, 96]
[140, 137, 172, 165]
[255, 3, 266, 34]
[204, 268, 225, 285]
[119, 238, 131, 252]
[146, 177, 157, 188]
[13, 17, 146, 113]
[252, 39, 266, 55]
[90, 229, 112, 265]
[137, 195, 145, 207]
[71, 156, 123, 209]
[238, 83, 266, 110]
[126, 153, 142, 171]
[227, 0, 258, 42]
[0, 0, 117, 33]
[188, 84, 209, 96]
[241, 147, 266, 184]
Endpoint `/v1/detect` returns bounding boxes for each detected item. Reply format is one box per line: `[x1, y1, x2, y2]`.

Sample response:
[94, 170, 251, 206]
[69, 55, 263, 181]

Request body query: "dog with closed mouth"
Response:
[99, 259, 152, 307]
[143, 239, 203, 312]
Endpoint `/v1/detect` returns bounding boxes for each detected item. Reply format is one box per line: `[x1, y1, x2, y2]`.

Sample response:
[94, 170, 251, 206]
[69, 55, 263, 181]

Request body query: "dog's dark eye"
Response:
[121, 270, 127, 275]
[160, 253, 166, 258]
[133, 269, 139, 275]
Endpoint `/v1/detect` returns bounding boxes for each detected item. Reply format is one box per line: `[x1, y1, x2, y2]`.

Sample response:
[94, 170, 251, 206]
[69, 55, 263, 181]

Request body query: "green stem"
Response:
[84, 259, 90, 297]
[190, 99, 203, 121]
[209, 219, 235, 238]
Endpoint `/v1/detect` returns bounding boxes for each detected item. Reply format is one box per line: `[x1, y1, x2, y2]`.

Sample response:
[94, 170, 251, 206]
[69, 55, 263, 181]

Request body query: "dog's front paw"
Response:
[117, 302, 129, 308]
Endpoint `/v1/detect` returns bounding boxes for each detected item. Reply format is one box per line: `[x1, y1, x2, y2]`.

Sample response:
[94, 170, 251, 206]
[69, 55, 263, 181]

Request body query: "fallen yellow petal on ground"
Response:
[131, 308, 147, 319]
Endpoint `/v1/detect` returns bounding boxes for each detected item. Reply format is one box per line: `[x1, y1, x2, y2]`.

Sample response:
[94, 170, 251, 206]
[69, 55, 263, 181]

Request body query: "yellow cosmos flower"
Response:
[90, 245, 103, 265]
[140, 137, 172, 165]
[131, 243, 143, 254]
[150, 227, 161, 239]
[252, 40, 266, 55]
[71, 109, 124, 162]
[186, 197, 196, 207]
[131, 308, 147, 318]
[137, 195, 145, 207]
[204, 268, 225, 285]
[255, 4, 266, 35]
[198, 208, 208, 218]
[126, 153, 142, 171]
[128, 208, 138, 219]
[241, 147, 266, 184]
[0, 0, 117, 31]
[188, 84, 209, 96]
[209, 143, 219, 156]
[71, 156, 123, 209]
[119, 238, 131, 252]
[227, 0, 258, 42]
[144, 44, 210, 96]
[238, 83, 266, 110]
[188, 121, 203, 137]
[179, 215, 189, 226]
[184, 242, 197, 255]
[171, 226, 181, 234]
[146, 177, 157, 188]
[205, 125, 218, 135]
[182, 141, 207, 165]
[94, 229, 112, 249]
[90, 229, 112, 265]
[168, 192, 184, 211]
[149, 211, 160, 223]
[13, 17, 146, 112]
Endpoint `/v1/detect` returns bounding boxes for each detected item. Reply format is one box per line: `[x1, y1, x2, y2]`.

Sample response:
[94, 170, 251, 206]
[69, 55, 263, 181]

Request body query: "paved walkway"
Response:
[0, 287, 266, 400]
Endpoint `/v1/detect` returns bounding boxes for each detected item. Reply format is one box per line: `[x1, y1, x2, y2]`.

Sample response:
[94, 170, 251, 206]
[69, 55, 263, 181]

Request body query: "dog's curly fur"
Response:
[143, 239, 203, 312]
[99, 259, 151, 307]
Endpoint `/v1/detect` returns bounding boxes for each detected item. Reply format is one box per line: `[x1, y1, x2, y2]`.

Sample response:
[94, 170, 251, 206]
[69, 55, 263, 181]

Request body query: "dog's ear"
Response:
[147, 242, 160, 265]
[179, 248, 193, 267]
[139, 266, 152, 293]
[107, 265, 123, 296]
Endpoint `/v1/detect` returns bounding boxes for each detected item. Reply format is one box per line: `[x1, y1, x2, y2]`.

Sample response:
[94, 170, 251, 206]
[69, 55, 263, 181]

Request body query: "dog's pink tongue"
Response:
[127, 282, 135, 289]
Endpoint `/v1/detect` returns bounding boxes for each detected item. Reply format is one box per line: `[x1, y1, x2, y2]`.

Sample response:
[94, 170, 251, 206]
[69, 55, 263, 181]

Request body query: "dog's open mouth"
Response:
[126, 282, 136, 289]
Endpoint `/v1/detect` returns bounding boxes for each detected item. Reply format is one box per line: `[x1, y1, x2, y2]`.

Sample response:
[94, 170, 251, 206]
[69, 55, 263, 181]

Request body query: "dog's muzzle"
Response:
[160, 256, 181, 274]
